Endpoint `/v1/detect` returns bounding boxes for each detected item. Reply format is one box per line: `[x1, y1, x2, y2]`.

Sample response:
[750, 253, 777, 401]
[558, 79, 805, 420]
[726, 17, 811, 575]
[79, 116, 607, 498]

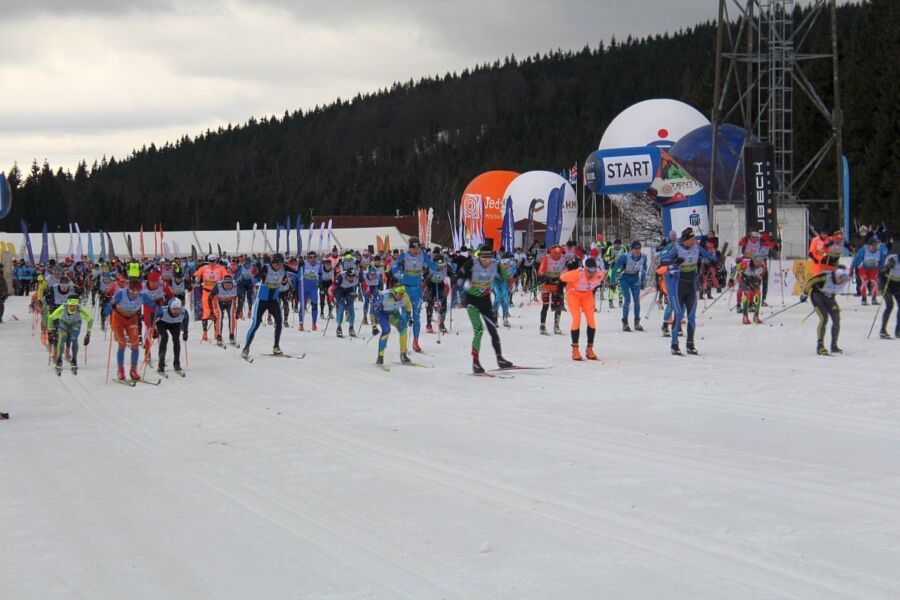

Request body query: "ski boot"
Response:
[241, 347, 250, 359]
[472, 350, 485, 374]
[312, 324, 318, 332]
[880, 329, 891, 339]
[742, 312, 751, 325]
[671, 344, 682, 356]
[216, 335, 224, 347]
[585, 345, 598, 360]
[540, 324, 549, 336]
[553, 316, 563, 335]
[174, 364, 183, 375]
[229, 334, 236, 345]
[633, 318, 643, 332]
[375, 355, 384, 366]
[118, 365, 127, 381]
[336, 326, 343, 338]
[349, 327, 357, 338]
[686, 344, 699, 355]
[661, 323, 670, 337]
[817, 343, 829, 356]
[830, 344, 843, 355]
[372, 325, 379, 336]
[412, 339, 422, 353]
[299, 323, 305, 331]
[735, 302, 742, 312]
[157, 362, 166, 375]
[202, 330, 209, 342]
[872, 297, 879, 306]
[753, 313, 763, 324]
[70, 359, 78, 375]
[608, 299, 614, 309]
[400, 352, 412, 365]
[272, 346, 284, 356]
[237, 310, 243, 320]
[55, 358, 63, 375]
[426, 324, 434, 334]
[571, 345, 583, 361]
[861, 297, 868, 305]
[130, 366, 141, 381]
[761, 300, 769, 307]
[496, 355, 513, 369]
[503, 316, 510, 328]
[622, 319, 631, 332]
[439, 321, 448, 334]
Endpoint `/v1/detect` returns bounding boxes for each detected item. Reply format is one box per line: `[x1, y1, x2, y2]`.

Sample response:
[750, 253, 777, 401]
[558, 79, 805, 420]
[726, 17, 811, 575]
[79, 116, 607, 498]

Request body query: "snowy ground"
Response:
[1, 291, 899, 599]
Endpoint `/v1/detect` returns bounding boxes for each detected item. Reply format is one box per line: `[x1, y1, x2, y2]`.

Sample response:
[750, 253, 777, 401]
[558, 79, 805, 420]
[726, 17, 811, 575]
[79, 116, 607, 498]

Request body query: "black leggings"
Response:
[811, 289, 840, 347]
[881, 280, 900, 334]
[244, 298, 283, 351]
[157, 320, 184, 368]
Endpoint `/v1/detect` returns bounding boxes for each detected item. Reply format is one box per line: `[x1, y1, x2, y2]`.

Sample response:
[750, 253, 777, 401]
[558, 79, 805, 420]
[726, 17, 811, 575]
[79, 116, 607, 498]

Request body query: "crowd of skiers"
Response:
[3, 222, 897, 395]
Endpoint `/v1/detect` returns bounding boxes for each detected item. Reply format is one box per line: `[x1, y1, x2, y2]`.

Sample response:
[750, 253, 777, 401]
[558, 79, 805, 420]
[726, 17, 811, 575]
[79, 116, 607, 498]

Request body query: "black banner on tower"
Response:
[743, 143, 778, 237]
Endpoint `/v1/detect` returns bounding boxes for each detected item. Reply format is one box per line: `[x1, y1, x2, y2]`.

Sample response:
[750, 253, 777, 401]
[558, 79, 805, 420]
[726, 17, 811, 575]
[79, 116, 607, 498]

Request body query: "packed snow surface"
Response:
[1, 293, 898, 599]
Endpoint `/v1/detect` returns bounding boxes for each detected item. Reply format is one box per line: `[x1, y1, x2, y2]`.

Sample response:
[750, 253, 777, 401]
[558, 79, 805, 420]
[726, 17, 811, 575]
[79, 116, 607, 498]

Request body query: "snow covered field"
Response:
[1, 292, 899, 599]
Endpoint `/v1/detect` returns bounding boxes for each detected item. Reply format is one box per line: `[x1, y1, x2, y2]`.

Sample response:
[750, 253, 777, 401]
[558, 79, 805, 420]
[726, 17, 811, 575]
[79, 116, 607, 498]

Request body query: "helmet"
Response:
[222, 275, 234, 286]
[272, 253, 284, 264]
[147, 270, 160, 284]
[631, 241, 642, 250]
[207, 253, 216, 262]
[58, 276, 71, 288]
[584, 258, 598, 271]
[66, 297, 80, 309]
[391, 285, 406, 296]
[344, 268, 356, 277]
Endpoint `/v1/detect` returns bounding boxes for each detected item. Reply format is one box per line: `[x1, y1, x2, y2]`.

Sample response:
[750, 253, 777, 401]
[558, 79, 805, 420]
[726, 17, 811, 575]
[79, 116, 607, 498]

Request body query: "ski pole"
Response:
[867, 300, 883, 339]
[765, 299, 804, 321]
[105, 332, 113, 383]
[702, 286, 732, 313]
[322, 311, 332, 336]
[801, 309, 816, 324]
[184, 333, 190, 368]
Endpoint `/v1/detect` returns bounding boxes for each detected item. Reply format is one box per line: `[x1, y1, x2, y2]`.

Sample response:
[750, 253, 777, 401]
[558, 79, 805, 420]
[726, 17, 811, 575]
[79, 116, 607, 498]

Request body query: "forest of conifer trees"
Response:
[3, 0, 897, 233]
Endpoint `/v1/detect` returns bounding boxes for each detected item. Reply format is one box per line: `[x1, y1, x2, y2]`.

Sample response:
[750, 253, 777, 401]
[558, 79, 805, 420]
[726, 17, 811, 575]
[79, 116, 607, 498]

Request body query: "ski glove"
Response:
[83, 333, 91, 346]
[799, 294, 808, 303]
[182, 332, 188, 341]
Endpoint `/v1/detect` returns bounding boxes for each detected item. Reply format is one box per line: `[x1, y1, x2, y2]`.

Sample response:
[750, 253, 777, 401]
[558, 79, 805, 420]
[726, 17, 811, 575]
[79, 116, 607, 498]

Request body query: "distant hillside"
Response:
[4, 0, 897, 232]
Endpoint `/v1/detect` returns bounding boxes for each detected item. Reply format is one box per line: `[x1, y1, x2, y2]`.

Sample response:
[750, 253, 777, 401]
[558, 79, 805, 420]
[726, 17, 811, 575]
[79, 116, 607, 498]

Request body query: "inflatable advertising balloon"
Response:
[460, 171, 519, 249]
[503, 171, 577, 245]
[599, 99, 710, 151]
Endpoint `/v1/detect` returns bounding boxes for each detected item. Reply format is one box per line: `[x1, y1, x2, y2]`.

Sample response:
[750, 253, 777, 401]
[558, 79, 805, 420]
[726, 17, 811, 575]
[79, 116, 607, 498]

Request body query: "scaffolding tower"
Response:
[710, 0, 843, 222]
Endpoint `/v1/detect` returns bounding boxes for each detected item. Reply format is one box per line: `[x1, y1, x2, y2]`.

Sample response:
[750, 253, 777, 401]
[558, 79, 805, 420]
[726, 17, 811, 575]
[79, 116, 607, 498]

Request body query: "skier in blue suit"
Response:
[391, 239, 436, 353]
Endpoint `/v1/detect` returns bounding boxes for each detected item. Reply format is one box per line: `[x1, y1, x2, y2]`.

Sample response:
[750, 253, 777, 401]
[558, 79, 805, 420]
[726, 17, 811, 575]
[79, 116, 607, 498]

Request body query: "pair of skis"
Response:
[113, 377, 162, 388]
[241, 352, 306, 364]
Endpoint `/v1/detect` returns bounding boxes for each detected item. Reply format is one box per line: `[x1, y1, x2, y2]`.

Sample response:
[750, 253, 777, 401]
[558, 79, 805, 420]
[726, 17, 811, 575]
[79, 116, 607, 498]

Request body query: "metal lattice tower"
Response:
[710, 0, 843, 217]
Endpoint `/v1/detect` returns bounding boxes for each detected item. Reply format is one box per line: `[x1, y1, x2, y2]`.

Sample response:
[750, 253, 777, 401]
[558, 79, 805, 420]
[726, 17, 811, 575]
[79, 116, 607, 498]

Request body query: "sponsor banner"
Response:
[583, 147, 662, 195]
[743, 143, 778, 237]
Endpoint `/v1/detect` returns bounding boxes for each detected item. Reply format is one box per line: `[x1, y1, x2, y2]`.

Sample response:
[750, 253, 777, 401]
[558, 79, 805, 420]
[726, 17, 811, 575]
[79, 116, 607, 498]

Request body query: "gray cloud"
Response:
[0, 0, 720, 170]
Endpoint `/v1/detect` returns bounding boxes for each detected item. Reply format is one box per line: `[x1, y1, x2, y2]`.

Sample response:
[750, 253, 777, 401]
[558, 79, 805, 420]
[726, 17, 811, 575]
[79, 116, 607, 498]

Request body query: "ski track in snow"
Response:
[1, 294, 899, 599]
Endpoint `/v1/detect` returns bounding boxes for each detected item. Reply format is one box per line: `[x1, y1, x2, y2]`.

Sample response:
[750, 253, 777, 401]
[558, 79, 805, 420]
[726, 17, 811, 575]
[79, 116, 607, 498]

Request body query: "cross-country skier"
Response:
[659, 228, 719, 355]
[879, 250, 900, 339]
[611, 241, 648, 331]
[235, 258, 256, 319]
[850, 237, 886, 305]
[108, 265, 156, 381]
[456, 246, 514, 373]
[426, 256, 451, 333]
[492, 254, 516, 328]
[736, 257, 766, 324]
[392, 239, 437, 353]
[537, 245, 567, 335]
[330, 266, 361, 337]
[155, 296, 188, 374]
[559, 257, 604, 360]
[47, 297, 93, 374]
[208, 274, 238, 345]
[604, 239, 626, 308]
[801, 266, 850, 355]
[373, 285, 413, 367]
[193, 255, 228, 341]
[298, 251, 321, 331]
[362, 265, 384, 332]
[242, 253, 286, 358]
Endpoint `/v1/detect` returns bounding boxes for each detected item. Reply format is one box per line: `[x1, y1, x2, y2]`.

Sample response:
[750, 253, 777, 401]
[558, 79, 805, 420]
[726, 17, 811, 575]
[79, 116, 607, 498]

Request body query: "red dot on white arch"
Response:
[658, 128, 669, 139]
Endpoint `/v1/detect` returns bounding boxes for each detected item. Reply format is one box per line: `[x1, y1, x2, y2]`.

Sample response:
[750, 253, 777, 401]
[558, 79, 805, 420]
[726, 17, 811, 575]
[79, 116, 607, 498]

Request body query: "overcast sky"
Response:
[0, 0, 718, 173]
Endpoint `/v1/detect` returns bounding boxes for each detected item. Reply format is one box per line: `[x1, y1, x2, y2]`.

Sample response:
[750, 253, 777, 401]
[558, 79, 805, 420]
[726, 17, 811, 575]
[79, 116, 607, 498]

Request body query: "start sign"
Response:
[583, 147, 662, 195]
